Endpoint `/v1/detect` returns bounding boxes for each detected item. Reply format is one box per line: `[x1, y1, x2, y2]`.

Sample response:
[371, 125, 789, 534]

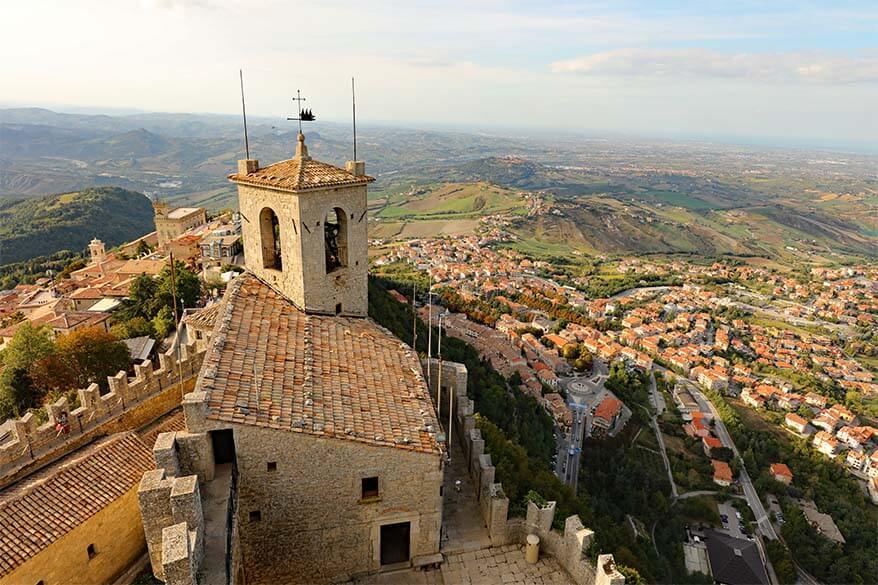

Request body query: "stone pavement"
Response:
[352, 544, 574, 585]
[441, 439, 492, 554]
[442, 544, 574, 585]
[353, 566, 443, 584]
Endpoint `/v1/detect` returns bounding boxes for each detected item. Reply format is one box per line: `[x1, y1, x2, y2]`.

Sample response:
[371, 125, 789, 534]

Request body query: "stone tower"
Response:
[229, 133, 373, 317]
[88, 237, 106, 263]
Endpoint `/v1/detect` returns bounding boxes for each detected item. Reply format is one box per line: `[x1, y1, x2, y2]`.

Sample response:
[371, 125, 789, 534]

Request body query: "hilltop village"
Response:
[0, 134, 875, 585]
[0, 138, 636, 585]
[379, 235, 878, 483]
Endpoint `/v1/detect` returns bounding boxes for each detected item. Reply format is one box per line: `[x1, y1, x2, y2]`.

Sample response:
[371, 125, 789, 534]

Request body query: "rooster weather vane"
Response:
[287, 89, 316, 134]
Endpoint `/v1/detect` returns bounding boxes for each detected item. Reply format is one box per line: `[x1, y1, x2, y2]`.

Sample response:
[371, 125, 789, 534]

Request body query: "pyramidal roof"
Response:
[228, 133, 374, 192]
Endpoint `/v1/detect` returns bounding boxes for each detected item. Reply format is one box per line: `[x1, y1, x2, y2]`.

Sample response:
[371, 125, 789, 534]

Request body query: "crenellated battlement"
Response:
[0, 340, 206, 484]
[422, 357, 623, 585]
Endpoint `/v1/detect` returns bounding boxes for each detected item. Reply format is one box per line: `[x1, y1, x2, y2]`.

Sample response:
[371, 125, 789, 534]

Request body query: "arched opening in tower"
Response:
[259, 207, 283, 270]
[324, 207, 348, 273]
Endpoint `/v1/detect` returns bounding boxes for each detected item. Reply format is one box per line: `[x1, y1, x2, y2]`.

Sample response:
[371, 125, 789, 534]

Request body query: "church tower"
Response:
[88, 237, 106, 263]
[229, 133, 373, 317]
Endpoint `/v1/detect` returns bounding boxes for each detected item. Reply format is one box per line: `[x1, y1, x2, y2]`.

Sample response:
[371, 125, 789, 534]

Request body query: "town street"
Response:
[685, 381, 778, 541]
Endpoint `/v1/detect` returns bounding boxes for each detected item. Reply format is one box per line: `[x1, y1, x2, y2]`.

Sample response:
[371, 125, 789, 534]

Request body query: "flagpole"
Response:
[169, 252, 183, 390]
[427, 274, 433, 388]
[437, 313, 443, 428]
[411, 282, 418, 350]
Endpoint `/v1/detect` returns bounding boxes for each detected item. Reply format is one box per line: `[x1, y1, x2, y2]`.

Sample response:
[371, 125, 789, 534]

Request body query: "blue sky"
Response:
[1, 0, 876, 148]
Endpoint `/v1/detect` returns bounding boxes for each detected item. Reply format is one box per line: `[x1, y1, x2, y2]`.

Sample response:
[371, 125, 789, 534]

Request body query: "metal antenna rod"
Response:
[239, 69, 250, 159]
[411, 282, 418, 350]
[297, 89, 303, 134]
[437, 313, 443, 429]
[351, 77, 357, 161]
[426, 274, 432, 388]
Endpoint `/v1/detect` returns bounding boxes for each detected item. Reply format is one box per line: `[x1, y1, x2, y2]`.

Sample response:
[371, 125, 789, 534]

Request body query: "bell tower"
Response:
[229, 133, 373, 317]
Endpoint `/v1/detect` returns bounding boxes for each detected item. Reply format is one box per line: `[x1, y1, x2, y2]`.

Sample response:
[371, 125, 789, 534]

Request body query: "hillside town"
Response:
[377, 234, 878, 506]
[0, 202, 241, 351]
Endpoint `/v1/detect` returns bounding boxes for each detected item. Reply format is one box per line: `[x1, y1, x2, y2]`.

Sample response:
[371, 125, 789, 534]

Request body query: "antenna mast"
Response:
[351, 77, 357, 161]
[239, 69, 250, 159]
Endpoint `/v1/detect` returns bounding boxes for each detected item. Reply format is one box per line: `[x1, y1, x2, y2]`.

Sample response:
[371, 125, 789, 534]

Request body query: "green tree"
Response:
[55, 327, 131, 392]
[562, 343, 581, 359]
[152, 306, 175, 340]
[119, 274, 160, 321]
[136, 239, 152, 257]
[110, 316, 155, 340]
[156, 261, 201, 315]
[0, 366, 37, 420]
[2, 322, 55, 371]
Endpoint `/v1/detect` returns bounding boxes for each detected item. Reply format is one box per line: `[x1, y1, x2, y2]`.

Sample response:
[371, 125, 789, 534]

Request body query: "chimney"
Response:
[346, 160, 365, 177]
[238, 159, 259, 174]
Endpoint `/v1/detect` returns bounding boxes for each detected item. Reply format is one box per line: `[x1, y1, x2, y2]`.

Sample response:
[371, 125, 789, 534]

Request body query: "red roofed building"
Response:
[703, 435, 724, 457]
[712, 460, 733, 486]
[770, 463, 793, 485]
[592, 396, 624, 438]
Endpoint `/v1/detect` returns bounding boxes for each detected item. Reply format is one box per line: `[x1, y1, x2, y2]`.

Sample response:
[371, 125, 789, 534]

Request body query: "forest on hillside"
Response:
[0, 186, 155, 266]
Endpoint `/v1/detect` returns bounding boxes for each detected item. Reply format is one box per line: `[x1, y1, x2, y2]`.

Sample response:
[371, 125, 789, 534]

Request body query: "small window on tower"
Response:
[267, 461, 277, 472]
[249, 510, 262, 522]
[361, 476, 379, 499]
[87, 544, 97, 559]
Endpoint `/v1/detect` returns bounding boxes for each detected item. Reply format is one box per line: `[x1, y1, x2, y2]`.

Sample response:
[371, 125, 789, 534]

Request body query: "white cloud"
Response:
[551, 48, 878, 84]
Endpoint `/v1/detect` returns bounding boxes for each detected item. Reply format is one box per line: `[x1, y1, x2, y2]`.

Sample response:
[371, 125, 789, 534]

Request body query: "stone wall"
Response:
[236, 180, 369, 317]
[138, 454, 205, 584]
[423, 358, 623, 585]
[424, 358, 511, 546]
[0, 341, 205, 487]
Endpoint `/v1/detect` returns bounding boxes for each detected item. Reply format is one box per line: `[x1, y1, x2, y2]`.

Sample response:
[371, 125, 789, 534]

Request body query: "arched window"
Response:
[259, 207, 282, 270]
[324, 207, 348, 273]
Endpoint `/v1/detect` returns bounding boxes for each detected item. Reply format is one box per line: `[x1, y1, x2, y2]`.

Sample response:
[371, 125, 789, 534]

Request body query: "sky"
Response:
[1, 0, 876, 148]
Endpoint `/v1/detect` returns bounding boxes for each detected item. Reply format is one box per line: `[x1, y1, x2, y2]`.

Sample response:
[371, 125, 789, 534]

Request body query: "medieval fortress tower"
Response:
[134, 132, 622, 585]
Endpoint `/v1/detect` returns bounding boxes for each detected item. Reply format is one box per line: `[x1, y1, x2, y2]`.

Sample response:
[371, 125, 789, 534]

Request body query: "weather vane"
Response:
[287, 89, 316, 134]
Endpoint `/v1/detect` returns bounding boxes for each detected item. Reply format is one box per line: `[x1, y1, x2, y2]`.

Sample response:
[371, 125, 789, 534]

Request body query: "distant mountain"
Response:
[0, 187, 154, 265]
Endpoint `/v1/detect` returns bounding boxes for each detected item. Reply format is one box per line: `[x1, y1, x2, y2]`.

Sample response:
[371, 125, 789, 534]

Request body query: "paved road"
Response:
[554, 399, 587, 490]
[609, 285, 676, 300]
[686, 383, 778, 541]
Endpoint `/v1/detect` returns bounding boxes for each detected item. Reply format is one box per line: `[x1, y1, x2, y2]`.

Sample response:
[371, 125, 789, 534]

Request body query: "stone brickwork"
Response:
[422, 358, 622, 585]
[424, 358, 511, 546]
[141, 384, 445, 584]
[218, 421, 441, 583]
[137, 449, 205, 584]
[236, 180, 369, 317]
[520, 502, 601, 585]
[0, 341, 205, 487]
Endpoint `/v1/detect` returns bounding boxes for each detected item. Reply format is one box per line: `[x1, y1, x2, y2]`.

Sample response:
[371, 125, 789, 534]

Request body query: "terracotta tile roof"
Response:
[770, 463, 793, 478]
[45, 311, 110, 331]
[183, 302, 221, 330]
[0, 432, 153, 576]
[197, 273, 441, 455]
[138, 409, 186, 446]
[229, 157, 374, 192]
[594, 396, 622, 421]
[712, 459, 733, 482]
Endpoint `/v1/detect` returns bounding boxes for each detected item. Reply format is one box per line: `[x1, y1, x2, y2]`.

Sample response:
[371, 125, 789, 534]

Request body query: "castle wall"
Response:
[0, 485, 146, 585]
[423, 358, 621, 585]
[237, 182, 369, 317]
[0, 342, 205, 488]
[219, 423, 442, 584]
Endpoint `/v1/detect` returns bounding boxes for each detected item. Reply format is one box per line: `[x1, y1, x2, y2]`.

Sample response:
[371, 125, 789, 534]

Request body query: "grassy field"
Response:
[376, 182, 525, 220]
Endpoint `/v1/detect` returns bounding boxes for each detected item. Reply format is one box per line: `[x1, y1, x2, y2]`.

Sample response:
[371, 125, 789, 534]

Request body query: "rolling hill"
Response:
[0, 187, 155, 265]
